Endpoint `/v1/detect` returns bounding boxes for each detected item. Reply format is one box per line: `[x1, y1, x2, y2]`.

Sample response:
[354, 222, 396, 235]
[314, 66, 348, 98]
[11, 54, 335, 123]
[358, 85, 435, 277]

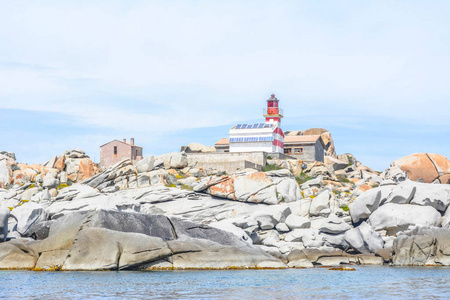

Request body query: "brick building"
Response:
[100, 138, 143, 168]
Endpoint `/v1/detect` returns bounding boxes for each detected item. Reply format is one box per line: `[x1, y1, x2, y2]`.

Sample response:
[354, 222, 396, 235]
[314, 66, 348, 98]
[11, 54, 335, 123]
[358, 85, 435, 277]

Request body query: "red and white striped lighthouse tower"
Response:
[264, 94, 284, 124]
[264, 94, 284, 153]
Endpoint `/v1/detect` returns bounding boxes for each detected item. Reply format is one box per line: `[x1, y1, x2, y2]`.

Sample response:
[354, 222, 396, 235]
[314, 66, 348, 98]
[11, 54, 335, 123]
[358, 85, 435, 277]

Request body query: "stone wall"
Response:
[186, 152, 267, 172]
[199, 160, 262, 173]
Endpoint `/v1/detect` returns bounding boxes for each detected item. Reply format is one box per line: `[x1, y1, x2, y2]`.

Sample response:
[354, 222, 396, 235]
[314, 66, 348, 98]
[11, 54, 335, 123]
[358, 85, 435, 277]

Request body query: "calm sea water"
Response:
[1, 267, 449, 299]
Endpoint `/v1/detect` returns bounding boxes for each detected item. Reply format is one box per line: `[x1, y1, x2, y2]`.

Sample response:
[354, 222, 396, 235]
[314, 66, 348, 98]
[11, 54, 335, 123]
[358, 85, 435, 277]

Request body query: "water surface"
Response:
[1, 266, 449, 299]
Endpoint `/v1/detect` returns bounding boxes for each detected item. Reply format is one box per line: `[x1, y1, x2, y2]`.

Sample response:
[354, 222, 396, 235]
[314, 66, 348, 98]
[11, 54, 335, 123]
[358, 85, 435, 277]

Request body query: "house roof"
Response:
[284, 135, 320, 143]
[284, 135, 325, 147]
[215, 138, 230, 145]
[100, 139, 143, 149]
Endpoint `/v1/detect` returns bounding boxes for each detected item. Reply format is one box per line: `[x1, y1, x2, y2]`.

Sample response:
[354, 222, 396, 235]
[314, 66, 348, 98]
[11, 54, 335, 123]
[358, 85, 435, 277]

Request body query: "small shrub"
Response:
[340, 205, 349, 212]
[337, 175, 351, 184]
[295, 173, 312, 185]
[66, 178, 73, 186]
[266, 155, 273, 160]
[262, 163, 282, 172]
[347, 155, 353, 167]
[180, 184, 193, 191]
[57, 183, 69, 190]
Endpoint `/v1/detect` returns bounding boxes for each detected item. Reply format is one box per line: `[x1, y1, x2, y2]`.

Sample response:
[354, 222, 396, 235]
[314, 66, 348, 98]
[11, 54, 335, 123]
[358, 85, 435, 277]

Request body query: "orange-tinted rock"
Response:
[167, 169, 178, 176]
[54, 155, 66, 171]
[209, 176, 236, 200]
[439, 174, 450, 184]
[390, 153, 450, 183]
[13, 168, 38, 185]
[77, 158, 100, 182]
[349, 178, 360, 184]
[428, 153, 450, 177]
[358, 185, 372, 192]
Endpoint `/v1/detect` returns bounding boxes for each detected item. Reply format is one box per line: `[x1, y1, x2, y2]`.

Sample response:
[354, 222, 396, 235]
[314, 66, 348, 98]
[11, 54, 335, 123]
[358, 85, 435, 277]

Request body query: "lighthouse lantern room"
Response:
[229, 94, 285, 154]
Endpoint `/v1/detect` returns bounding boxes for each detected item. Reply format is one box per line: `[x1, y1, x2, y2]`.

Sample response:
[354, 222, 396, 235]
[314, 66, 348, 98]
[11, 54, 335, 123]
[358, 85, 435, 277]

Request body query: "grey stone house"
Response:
[283, 135, 325, 162]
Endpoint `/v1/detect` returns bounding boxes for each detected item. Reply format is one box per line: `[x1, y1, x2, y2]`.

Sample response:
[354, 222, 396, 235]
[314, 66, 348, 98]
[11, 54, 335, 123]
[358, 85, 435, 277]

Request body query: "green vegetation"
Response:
[67, 178, 73, 186]
[57, 183, 70, 190]
[337, 175, 351, 184]
[180, 184, 193, 191]
[340, 205, 349, 212]
[27, 184, 35, 189]
[266, 155, 273, 160]
[262, 163, 282, 172]
[295, 173, 312, 185]
[347, 155, 353, 167]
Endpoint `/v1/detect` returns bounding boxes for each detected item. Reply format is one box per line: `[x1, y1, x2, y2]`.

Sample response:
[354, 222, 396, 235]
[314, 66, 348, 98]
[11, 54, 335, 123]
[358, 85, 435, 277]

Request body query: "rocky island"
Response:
[0, 138, 449, 271]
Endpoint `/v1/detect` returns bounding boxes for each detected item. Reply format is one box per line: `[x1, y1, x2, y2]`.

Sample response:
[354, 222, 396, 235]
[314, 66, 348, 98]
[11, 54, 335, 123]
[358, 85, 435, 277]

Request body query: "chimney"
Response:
[130, 138, 135, 145]
[123, 138, 126, 143]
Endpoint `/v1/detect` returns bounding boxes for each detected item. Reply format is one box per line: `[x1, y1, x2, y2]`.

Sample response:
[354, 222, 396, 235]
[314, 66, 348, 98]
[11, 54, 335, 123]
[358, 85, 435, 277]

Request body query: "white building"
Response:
[228, 94, 285, 154]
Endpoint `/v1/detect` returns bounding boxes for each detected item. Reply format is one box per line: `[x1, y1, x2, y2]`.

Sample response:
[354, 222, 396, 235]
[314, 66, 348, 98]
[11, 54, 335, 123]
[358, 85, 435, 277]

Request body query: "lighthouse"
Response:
[264, 94, 284, 124]
[227, 94, 285, 154]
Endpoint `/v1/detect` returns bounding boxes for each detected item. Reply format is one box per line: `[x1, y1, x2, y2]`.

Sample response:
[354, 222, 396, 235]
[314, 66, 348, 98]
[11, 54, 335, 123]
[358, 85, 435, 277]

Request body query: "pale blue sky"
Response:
[0, 1, 449, 171]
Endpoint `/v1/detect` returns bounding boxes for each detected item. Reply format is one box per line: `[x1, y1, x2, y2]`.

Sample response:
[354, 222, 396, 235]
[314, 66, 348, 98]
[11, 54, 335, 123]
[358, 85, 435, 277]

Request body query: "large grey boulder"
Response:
[156, 152, 188, 169]
[135, 156, 155, 173]
[392, 226, 450, 266]
[409, 182, 450, 212]
[168, 237, 285, 269]
[11, 203, 48, 237]
[309, 190, 331, 216]
[209, 220, 252, 245]
[319, 214, 351, 234]
[349, 189, 382, 223]
[0, 206, 9, 242]
[344, 222, 384, 254]
[234, 173, 278, 205]
[42, 171, 60, 190]
[55, 184, 99, 202]
[1, 209, 286, 270]
[62, 227, 172, 270]
[368, 203, 442, 234]
[0, 239, 38, 269]
[300, 175, 323, 190]
[274, 177, 302, 202]
[383, 183, 416, 205]
[285, 215, 310, 230]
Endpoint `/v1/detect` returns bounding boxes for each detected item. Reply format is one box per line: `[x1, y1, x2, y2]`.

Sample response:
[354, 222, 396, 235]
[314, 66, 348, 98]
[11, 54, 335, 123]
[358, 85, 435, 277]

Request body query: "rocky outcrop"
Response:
[155, 152, 188, 169]
[368, 203, 442, 235]
[0, 206, 9, 242]
[392, 226, 450, 266]
[194, 169, 301, 205]
[0, 210, 284, 270]
[182, 143, 216, 153]
[0, 156, 13, 188]
[391, 153, 450, 184]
